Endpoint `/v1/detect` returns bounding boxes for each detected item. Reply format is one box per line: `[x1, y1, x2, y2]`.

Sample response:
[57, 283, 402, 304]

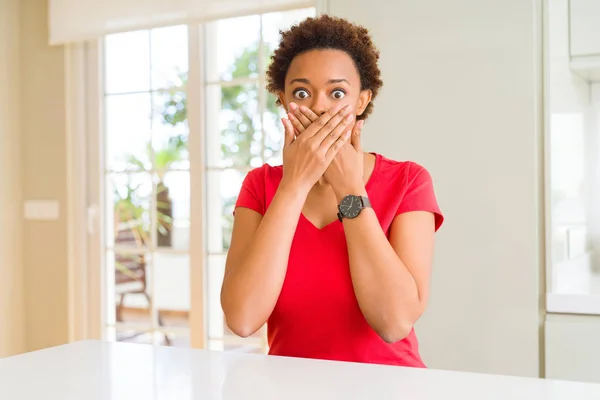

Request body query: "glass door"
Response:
[97, 6, 316, 352]
[102, 25, 192, 346]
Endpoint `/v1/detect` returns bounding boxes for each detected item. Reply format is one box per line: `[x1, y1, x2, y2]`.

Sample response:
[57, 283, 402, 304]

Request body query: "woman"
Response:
[220, 14, 444, 368]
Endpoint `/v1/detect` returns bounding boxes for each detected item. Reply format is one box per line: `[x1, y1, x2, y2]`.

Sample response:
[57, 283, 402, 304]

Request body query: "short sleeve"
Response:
[234, 167, 266, 215]
[396, 163, 444, 231]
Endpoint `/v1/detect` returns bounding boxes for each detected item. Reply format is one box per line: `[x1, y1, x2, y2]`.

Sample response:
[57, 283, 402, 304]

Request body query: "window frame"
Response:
[66, 3, 328, 347]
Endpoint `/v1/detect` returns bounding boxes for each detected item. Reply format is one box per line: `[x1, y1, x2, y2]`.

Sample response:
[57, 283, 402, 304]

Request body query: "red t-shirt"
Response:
[234, 153, 444, 367]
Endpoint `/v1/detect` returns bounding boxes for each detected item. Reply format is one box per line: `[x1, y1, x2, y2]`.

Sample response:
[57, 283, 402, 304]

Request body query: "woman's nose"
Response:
[310, 92, 331, 116]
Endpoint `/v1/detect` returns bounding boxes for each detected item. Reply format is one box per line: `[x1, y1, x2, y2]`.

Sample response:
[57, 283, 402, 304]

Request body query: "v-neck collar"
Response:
[299, 153, 381, 232]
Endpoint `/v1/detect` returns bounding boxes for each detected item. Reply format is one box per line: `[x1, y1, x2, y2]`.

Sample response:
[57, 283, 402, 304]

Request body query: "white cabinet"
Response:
[545, 314, 600, 383]
[569, 0, 600, 57]
[569, 0, 600, 80]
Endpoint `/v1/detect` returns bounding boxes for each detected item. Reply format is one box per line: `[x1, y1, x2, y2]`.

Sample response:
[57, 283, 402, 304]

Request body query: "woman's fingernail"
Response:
[359, 120, 364, 129]
[289, 103, 298, 111]
[288, 112, 296, 120]
[299, 106, 310, 113]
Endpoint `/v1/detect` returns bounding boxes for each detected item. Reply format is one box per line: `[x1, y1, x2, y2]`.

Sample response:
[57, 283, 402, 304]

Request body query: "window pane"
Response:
[154, 253, 190, 329]
[206, 15, 261, 82]
[262, 8, 316, 55]
[108, 173, 152, 249]
[208, 340, 225, 351]
[158, 171, 190, 250]
[115, 330, 183, 347]
[208, 339, 264, 353]
[150, 25, 188, 91]
[550, 113, 586, 263]
[206, 83, 262, 168]
[152, 91, 189, 170]
[158, 332, 190, 348]
[263, 91, 285, 165]
[206, 169, 247, 253]
[207, 254, 226, 340]
[105, 30, 150, 94]
[111, 250, 153, 327]
[106, 93, 152, 172]
[115, 330, 154, 344]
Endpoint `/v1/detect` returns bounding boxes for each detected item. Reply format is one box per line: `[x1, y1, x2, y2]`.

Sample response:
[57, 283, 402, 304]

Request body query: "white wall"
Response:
[329, 0, 543, 377]
[0, 0, 25, 358]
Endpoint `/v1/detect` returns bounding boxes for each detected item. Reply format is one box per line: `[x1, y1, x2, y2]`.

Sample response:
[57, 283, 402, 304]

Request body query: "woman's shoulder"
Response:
[244, 162, 283, 181]
[373, 153, 443, 230]
[240, 162, 284, 192]
[235, 163, 283, 216]
[373, 153, 432, 182]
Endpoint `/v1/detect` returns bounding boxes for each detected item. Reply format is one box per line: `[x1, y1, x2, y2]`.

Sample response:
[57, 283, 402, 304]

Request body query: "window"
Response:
[97, 7, 316, 351]
[203, 8, 316, 351]
[545, 0, 600, 314]
[103, 25, 191, 346]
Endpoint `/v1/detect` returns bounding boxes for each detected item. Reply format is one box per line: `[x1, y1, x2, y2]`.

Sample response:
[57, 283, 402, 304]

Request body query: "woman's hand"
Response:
[287, 103, 366, 200]
[324, 120, 365, 200]
[280, 104, 354, 194]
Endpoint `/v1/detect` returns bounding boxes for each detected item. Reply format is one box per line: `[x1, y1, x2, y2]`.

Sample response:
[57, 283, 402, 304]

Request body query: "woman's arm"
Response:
[339, 186, 436, 343]
[221, 107, 352, 338]
[221, 183, 307, 338]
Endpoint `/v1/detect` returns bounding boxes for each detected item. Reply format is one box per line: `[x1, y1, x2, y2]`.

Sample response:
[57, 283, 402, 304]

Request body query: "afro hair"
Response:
[266, 14, 383, 120]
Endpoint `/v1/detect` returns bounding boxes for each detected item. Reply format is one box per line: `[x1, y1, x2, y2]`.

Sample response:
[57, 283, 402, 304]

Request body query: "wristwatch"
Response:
[337, 195, 371, 222]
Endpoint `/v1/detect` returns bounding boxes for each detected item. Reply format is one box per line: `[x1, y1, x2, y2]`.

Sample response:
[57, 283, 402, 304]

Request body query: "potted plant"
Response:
[123, 133, 186, 247]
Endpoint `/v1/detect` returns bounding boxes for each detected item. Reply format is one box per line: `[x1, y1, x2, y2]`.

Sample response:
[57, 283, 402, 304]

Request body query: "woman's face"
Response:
[278, 49, 371, 120]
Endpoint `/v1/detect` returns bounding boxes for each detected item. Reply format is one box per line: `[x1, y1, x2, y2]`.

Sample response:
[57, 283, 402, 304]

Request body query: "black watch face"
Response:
[339, 195, 362, 219]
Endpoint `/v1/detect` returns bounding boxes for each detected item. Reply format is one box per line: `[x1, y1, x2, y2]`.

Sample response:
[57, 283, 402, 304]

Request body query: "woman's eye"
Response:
[294, 90, 309, 99]
[332, 90, 346, 99]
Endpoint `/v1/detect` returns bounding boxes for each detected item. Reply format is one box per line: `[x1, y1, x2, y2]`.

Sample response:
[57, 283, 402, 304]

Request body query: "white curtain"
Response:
[49, 0, 316, 45]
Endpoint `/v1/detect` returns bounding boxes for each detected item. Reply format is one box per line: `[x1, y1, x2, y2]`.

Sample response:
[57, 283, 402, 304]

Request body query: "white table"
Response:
[1, 340, 600, 399]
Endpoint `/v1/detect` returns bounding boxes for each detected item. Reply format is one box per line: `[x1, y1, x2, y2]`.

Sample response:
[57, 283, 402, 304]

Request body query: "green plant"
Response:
[119, 138, 181, 247]
[113, 178, 148, 243]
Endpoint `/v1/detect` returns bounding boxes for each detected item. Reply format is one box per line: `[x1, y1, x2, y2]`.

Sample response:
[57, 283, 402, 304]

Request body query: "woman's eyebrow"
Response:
[289, 78, 310, 85]
[289, 78, 350, 84]
[328, 78, 350, 84]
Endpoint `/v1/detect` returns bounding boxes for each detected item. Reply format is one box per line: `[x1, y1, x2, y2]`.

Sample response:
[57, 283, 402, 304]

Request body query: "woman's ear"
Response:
[356, 89, 373, 116]
[278, 92, 287, 111]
